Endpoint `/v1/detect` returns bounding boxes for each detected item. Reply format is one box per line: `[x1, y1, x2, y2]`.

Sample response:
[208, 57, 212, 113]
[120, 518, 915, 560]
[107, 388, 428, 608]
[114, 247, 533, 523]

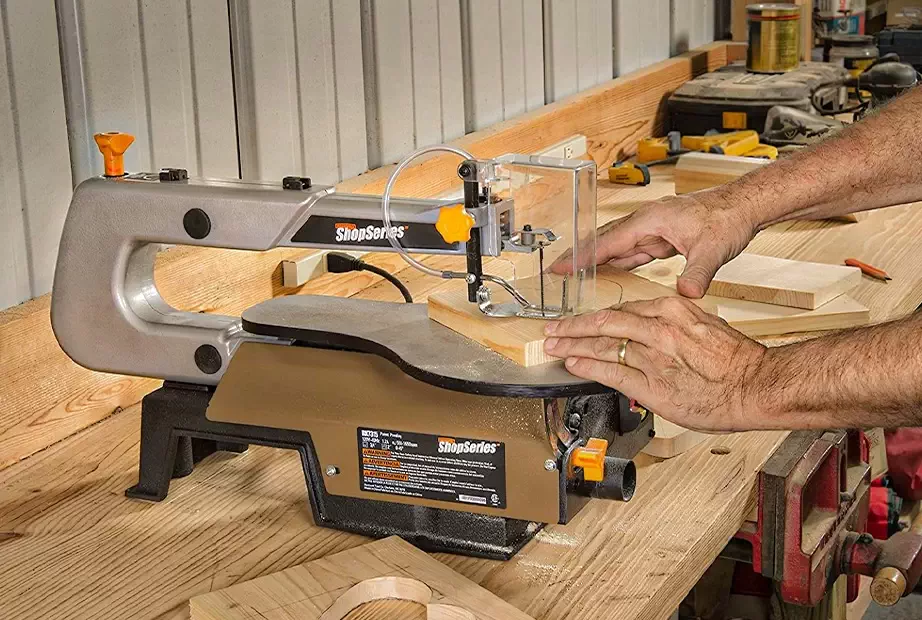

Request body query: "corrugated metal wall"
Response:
[0, 0, 717, 311]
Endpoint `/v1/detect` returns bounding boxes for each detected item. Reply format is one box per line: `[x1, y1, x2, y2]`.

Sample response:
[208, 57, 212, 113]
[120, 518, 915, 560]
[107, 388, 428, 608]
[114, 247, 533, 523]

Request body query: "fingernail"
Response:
[544, 337, 558, 351]
[544, 322, 558, 335]
[565, 357, 577, 368]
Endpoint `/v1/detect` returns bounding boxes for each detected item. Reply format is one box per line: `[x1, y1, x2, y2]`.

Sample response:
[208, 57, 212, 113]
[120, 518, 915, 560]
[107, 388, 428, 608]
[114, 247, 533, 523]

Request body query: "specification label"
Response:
[358, 427, 506, 508]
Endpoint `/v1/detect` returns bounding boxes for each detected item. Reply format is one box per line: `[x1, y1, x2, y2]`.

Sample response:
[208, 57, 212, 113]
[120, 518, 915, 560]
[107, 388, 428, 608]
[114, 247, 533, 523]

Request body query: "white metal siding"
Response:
[543, 0, 614, 103]
[230, 0, 366, 184]
[671, 0, 716, 55]
[0, 0, 72, 308]
[461, 0, 545, 132]
[58, 0, 239, 185]
[613, 0, 672, 76]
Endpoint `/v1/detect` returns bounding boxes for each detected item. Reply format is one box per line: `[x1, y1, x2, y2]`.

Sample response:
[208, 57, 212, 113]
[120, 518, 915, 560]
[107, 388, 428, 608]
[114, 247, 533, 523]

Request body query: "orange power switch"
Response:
[435, 204, 475, 244]
[94, 132, 135, 177]
[571, 437, 609, 482]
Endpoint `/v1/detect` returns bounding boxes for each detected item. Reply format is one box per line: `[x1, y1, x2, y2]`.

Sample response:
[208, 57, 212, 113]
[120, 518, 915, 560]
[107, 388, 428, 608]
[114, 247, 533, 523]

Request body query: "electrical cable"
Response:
[326, 252, 413, 303]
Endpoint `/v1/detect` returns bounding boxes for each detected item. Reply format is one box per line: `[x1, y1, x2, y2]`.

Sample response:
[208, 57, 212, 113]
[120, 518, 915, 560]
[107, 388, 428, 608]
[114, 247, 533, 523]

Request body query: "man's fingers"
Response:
[544, 336, 655, 372]
[563, 356, 648, 397]
[608, 253, 656, 271]
[544, 308, 658, 346]
[677, 247, 728, 299]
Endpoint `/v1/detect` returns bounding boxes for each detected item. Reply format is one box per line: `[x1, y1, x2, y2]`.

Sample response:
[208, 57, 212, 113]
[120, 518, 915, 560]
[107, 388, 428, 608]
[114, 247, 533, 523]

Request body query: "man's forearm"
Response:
[749, 313, 922, 429]
[705, 86, 922, 229]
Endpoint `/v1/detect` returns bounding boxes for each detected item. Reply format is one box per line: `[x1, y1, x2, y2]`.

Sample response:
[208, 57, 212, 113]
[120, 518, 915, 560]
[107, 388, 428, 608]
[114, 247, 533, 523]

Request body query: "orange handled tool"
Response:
[94, 131, 135, 177]
[845, 258, 891, 281]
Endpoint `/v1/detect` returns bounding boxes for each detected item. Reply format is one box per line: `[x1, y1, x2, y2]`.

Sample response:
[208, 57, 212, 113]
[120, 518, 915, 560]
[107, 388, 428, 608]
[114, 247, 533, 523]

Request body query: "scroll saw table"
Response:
[2, 164, 922, 620]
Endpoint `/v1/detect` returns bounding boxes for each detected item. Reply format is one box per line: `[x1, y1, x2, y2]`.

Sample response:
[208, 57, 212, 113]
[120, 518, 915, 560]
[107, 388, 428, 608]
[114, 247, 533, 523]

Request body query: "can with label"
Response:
[823, 34, 879, 78]
[747, 3, 802, 73]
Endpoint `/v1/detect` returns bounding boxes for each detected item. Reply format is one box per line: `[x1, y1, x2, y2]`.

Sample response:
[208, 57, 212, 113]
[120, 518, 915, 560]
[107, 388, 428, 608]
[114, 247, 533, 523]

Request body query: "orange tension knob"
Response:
[435, 204, 475, 244]
[571, 437, 609, 482]
[94, 132, 135, 177]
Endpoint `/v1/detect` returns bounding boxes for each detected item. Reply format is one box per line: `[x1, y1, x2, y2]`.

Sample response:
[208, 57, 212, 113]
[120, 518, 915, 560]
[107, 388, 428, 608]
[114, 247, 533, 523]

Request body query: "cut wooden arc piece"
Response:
[708, 253, 862, 310]
[714, 294, 870, 337]
[188, 536, 534, 620]
[319, 577, 432, 620]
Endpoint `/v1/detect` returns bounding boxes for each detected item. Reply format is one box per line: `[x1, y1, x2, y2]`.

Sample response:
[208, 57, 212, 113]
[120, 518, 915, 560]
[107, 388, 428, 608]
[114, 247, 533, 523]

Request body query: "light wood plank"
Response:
[709, 253, 862, 310]
[674, 151, 771, 195]
[428, 261, 869, 367]
[714, 294, 870, 338]
[189, 537, 533, 620]
[427, 265, 677, 366]
[644, 416, 710, 459]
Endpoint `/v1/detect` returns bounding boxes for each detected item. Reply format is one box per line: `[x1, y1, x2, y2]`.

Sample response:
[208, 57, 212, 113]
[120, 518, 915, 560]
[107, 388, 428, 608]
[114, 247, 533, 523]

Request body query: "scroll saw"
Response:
[51, 133, 652, 559]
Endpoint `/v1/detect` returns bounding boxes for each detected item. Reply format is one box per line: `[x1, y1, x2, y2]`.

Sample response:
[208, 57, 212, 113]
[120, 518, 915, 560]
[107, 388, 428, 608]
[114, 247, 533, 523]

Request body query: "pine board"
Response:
[189, 537, 533, 620]
[428, 263, 870, 368]
[708, 253, 862, 310]
[673, 152, 862, 224]
[427, 265, 675, 367]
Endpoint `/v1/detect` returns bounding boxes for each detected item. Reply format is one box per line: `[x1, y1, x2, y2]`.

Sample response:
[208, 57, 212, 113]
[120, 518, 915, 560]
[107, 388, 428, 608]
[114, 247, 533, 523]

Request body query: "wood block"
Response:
[188, 536, 534, 620]
[674, 152, 862, 223]
[426, 266, 676, 367]
[643, 416, 710, 459]
[708, 253, 862, 310]
[674, 152, 770, 195]
[712, 294, 869, 337]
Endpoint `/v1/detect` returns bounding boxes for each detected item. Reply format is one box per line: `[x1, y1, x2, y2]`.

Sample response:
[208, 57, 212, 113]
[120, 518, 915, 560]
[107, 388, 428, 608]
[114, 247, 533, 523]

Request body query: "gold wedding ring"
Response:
[617, 338, 630, 365]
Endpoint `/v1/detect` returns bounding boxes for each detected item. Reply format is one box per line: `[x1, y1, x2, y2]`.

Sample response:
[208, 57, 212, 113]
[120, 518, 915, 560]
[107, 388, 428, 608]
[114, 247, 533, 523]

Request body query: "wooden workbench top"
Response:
[3, 162, 922, 619]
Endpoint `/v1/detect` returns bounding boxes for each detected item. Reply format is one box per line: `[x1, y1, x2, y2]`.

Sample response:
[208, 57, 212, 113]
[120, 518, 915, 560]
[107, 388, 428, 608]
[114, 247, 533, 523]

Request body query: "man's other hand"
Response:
[544, 297, 767, 432]
[557, 193, 758, 298]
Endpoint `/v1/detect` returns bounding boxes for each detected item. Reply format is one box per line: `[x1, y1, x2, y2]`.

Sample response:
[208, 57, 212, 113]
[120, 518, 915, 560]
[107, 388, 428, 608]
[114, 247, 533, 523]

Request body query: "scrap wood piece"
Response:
[188, 536, 533, 620]
[674, 152, 861, 223]
[707, 253, 862, 310]
[710, 294, 869, 338]
[643, 416, 710, 459]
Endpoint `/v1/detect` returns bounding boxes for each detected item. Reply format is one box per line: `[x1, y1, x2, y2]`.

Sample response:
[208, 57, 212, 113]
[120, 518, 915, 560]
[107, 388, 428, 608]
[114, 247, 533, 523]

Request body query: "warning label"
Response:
[357, 427, 506, 509]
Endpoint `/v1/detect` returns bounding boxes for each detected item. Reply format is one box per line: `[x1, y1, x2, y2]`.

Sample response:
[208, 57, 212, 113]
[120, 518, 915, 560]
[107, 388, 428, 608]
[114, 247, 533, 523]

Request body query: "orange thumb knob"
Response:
[571, 438, 609, 482]
[94, 132, 135, 177]
[435, 204, 475, 244]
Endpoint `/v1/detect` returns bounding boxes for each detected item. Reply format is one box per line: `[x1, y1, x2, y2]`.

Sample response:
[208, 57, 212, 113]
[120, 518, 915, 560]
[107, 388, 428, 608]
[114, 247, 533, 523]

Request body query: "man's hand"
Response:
[544, 296, 767, 432]
[565, 193, 759, 298]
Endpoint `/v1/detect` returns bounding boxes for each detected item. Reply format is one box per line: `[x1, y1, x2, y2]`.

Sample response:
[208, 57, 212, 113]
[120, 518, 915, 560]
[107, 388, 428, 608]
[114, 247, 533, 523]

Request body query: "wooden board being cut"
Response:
[189, 536, 533, 620]
[709, 253, 862, 310]
[427, 265, 673, 367]
[428, 263, 870, 367]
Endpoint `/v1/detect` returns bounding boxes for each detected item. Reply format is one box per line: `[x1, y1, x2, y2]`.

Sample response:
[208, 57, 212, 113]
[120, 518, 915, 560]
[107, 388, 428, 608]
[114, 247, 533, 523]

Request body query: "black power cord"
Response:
[326, 252, 413, 303]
